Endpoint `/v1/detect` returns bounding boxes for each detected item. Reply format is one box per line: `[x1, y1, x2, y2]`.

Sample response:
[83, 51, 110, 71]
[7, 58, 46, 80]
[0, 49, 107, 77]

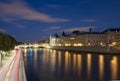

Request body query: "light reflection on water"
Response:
[65, 51, 69, 74]
[33, 48, 37, 72]
[99, 55, 104, 81]
[23, 48, 120, 81]
[77, 54, 82, 77]
[111, 56, 118, 80]
[58, 51, 61, 73]
[87, 54, 92, 81]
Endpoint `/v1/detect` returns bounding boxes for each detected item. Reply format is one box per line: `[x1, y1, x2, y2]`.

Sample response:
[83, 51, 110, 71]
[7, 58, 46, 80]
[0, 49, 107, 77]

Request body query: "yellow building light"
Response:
[70, 38, 75, 40]
[112, 42, 116, 45]
[65, 43, 71, 46]
[100, 42, 103, 45]
[65, 44, 69, 46]
[109, 42, 117, 46]
[69, 44, 71, 46]
[78, 43, 83, 46]
[74, 44, 77, 46]
[59, 44, 61, 46]
[100, 42, 106, 46]
[88, 43, 91, 46]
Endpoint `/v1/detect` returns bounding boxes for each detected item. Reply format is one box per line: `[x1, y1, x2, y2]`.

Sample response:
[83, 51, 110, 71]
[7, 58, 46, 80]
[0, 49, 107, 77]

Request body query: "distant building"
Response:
[50, 28, 120, 46]
[104, 28, 120, 46]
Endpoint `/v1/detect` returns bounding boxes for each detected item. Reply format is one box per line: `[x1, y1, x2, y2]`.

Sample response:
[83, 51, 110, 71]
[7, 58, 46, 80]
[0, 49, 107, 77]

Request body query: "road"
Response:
[0, 49, 21, 81]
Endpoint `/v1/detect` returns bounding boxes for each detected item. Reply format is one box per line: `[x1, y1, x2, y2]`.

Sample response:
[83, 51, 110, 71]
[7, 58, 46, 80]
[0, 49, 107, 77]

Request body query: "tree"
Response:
[54, 33, 59, 38]
[0, 33, 17, 51]
[62, 31, 66, 36]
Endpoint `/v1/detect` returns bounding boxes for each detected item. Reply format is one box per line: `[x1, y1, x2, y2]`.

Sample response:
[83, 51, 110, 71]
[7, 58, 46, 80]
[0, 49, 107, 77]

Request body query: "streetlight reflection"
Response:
[58, 51, 61, 73]
[24, 48, 27, 56]
[111, 56, 118, 80]
[73, 54, 77, 75]
[34, 48, 37, 61]
[34, 48, 37, 71]
[87, 54, 92, 80]
[99, 55, 104, 81]
[65, 51, 69, 74]
[77, 54, 82, 77]
[50, 50, 56, 72]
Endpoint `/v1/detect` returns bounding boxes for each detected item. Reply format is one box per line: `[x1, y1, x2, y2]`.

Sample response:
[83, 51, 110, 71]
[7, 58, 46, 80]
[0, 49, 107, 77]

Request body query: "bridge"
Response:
[18, 44, 49, 48]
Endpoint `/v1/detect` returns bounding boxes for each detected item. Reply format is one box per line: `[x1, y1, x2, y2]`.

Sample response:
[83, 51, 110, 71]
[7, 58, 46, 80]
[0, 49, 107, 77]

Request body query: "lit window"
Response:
[112, 42, 116, 45]
[74, 44, 77, 46]
[70, 38, 75, 40]
[77, 43, 83, 46]
[88, 43, 91, 46]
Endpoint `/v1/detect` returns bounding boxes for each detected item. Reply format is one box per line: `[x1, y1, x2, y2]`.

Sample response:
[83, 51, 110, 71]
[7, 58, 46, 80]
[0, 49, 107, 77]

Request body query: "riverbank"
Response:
[47, 46, 120, 54]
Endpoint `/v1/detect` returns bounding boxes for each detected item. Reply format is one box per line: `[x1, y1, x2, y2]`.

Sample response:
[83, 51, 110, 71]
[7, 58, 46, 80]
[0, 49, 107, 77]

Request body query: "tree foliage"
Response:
[62, 31, 67, 36]
[0, 33, 17, 51]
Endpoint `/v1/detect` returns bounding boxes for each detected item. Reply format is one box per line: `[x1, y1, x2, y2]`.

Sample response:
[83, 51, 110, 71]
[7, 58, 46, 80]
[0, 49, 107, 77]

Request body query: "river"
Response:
[23, 48, 120, 81]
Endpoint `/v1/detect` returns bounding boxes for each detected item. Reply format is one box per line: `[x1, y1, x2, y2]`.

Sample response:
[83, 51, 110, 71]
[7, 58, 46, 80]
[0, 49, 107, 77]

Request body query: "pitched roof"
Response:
[103, 28, 120, 32]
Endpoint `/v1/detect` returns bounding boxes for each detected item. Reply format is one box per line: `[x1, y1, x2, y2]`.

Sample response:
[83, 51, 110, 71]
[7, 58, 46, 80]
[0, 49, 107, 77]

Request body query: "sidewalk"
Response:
[0, 51, 15, 70]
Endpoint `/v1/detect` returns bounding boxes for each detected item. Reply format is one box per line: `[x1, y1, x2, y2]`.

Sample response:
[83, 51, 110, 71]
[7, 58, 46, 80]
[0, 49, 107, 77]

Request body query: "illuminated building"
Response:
[50, 28, 120, 46]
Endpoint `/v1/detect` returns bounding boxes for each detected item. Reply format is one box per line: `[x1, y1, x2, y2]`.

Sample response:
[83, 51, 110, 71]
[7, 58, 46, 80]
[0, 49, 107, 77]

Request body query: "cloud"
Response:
[81, 19, 96, 22]
[0, 0, 69, 22]
[0, 29, 6, 33]
[61, 26, 95, 32]
[44, 26, 60, 31]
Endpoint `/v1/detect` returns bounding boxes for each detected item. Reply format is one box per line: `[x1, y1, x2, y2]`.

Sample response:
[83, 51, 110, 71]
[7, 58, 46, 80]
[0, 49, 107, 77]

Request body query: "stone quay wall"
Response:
[49, 46, 120, 54]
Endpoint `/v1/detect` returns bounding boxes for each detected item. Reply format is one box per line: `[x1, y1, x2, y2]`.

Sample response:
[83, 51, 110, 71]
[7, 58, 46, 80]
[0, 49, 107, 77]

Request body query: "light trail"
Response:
[4, 60, 15, 81]
[0, 48, 23, 81]
[0, 50, 16, 81]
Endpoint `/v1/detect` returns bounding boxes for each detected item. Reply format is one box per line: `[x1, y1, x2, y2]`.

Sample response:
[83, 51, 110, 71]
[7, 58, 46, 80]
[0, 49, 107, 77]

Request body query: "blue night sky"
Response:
[0, 0, 120, 42]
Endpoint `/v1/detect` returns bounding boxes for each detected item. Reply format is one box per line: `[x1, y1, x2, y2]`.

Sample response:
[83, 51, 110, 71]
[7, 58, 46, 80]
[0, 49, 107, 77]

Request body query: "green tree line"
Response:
[0, 33, 17, 51]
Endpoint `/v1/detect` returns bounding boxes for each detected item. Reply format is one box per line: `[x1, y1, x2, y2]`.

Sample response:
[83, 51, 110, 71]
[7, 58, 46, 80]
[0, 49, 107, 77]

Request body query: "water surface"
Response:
[23, 48, 120, 81]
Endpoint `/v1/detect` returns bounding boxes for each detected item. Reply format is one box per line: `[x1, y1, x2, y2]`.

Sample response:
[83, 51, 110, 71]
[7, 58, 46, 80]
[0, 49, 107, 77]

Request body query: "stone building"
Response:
[50, 28, 120, 47]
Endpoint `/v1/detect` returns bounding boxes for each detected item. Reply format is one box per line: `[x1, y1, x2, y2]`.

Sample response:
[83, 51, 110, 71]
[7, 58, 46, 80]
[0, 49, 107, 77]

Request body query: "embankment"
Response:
[49, 46, 120, 54]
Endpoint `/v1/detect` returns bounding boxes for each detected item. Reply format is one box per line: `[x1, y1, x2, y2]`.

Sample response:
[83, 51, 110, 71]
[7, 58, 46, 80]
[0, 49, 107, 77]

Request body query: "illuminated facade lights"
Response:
[50, 28, 120, 47]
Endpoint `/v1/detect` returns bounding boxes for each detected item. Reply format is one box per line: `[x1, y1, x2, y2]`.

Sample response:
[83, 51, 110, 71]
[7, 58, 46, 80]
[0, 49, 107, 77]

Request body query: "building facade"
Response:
[50, 28, 120, 47]
[104, 28, 120, 46]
